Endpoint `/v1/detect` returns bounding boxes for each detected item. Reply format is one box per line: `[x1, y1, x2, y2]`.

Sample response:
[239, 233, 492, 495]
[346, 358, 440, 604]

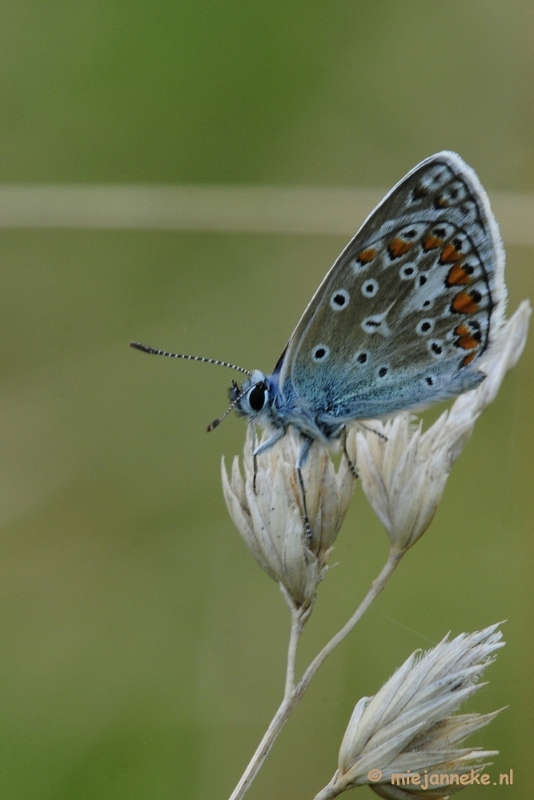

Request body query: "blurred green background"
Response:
[0, 2, 533, 798]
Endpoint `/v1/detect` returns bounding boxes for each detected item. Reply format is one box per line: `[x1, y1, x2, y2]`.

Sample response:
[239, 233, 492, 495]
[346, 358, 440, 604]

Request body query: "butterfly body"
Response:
[231, 151, 506, 458]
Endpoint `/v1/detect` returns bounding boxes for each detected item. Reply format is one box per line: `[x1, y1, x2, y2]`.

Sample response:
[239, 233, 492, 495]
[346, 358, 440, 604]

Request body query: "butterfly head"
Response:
[230, 369, 274, 421]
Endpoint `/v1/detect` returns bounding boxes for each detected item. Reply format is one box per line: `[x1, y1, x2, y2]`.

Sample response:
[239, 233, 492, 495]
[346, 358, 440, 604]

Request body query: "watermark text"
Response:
[367, 768, 514, 789]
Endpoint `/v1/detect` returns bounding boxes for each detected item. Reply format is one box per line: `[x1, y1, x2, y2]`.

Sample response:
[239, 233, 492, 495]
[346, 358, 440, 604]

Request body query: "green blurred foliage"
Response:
[0, 2, 532, 799]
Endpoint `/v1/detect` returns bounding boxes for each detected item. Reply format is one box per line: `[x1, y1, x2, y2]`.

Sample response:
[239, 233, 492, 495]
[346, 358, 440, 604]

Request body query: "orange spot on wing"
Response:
[446, 263, 472, 286]
[441, 243, 463, 263]
[451, 291, 479, 314]
[435, 196, 449, 208]
[461, 351, 477, 367]
[388, 238, 413, 258]
[422, 234, 443, 251]
[457, 335, 479, 350]
[454, 324, 470, 337]
[357, 248, 377, 264]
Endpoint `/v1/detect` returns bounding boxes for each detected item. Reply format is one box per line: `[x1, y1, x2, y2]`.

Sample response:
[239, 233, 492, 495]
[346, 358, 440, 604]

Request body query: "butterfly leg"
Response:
[296, 435, 314, 542]
[341, 427, 359, 479]
[249, 424, 258, 493]
[252, 426, 287, 493]
[357, 421, 388, 442]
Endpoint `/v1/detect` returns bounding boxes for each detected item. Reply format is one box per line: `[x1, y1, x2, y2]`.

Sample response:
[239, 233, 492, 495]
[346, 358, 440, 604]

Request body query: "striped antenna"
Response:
[130, 341, 252, 377]
[207, 383, 251, 432]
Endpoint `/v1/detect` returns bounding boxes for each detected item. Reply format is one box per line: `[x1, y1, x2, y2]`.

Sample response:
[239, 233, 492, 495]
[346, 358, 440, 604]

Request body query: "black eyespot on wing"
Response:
[378, 366, 388, 377]
[411, 185, 429, 201]
[356, 352, 368, 364]
[419, 274, 427, 286]
[312, 344, 330, 362]
[363, 318, 381, 328]
[431, 342, 442, 355]
[362, 279, 379, 297]
[400, 264, 416, 279]
[330, 289, 350, 310]
[416, 318, 435, 336]
[470, 320, 482, 341]
[426, 376, 434, 386]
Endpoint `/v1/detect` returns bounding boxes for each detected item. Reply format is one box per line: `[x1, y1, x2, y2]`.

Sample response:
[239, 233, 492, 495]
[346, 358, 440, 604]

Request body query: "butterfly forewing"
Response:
[277, 151, 506, 421]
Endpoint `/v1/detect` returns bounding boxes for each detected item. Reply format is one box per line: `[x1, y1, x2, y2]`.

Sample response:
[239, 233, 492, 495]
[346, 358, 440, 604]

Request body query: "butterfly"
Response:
[131, 151, 506, 478]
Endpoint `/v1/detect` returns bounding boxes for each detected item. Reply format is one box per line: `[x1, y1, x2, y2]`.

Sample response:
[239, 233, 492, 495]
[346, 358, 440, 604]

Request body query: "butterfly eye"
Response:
[248, 382, 267, 412]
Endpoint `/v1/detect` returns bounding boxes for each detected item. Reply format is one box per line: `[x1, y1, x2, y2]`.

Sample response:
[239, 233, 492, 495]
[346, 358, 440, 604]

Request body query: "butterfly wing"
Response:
[276, 151, 506, 422]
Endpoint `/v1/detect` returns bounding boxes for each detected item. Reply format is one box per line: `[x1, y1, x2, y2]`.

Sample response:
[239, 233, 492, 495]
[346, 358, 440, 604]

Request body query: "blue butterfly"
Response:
[132, 151, 506, 478]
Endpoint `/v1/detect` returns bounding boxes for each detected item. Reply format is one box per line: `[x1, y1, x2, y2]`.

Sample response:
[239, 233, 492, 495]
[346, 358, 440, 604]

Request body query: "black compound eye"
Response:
[248, 382, 266, 412]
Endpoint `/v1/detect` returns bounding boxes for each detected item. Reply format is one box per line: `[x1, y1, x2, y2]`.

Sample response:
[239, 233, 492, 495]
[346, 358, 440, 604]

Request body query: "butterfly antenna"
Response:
[207, 384, 250, 432]
[130, 341, 252, 377]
